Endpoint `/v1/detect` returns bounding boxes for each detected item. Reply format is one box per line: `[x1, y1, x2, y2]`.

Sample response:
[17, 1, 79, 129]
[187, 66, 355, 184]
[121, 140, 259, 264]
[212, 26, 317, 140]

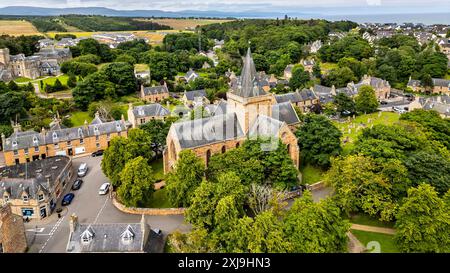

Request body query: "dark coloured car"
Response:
[380, 101, 388, 105]
[71, 179, 83, 190]
[61, 193, 75, 206]
[91, 150, 104, 157]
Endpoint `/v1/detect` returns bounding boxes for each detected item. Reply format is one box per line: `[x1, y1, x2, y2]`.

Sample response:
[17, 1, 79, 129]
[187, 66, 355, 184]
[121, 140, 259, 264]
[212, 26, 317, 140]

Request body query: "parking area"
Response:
[379, 92, 414, 112]
[25, 155, 190, 253]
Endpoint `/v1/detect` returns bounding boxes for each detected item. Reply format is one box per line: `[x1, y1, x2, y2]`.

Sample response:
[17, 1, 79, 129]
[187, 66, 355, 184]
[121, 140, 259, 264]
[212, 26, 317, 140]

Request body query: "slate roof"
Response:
[275, 92, 302, 104]
[0, 156, 71, 199]
[67, 222, 153, 253]
[271, 102, 300, 126]
[3, 120, 127, 151]
[230, 48, 268, 98]
[132, 104, 170, 118]
[432, 78, 450, 87]
[142, 85, 169, 96]
[204, 100, 228, 116]
[184, 89, 207, 101]
[422, 101, 450, 117]
[185, 69, 199, 82]
[172, 113, 244, 149]
[248, 115, 284, 139]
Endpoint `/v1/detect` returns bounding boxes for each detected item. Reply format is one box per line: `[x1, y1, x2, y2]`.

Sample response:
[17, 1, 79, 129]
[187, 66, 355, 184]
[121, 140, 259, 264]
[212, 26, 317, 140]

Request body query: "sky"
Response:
[0, 0, 449, 14]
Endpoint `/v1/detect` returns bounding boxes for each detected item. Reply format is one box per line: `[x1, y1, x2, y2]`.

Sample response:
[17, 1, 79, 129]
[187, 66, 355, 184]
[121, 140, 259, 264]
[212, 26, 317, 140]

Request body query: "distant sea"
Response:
[302, 13, 450, 25]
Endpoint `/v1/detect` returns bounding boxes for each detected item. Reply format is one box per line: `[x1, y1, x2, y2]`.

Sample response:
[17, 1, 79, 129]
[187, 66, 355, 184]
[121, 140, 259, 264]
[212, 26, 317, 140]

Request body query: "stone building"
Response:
[0, 155, 73, 219]
[0, 47, 71, 80]
[407, 77, 450, 95]
[127, 103, 171, 128]
[350, 75, 391, 100]
[182, 89, 210, 108]
[1, 114, 128, 166]
[66, 214, 161, 253]
[164, 48, 300, 174]
[140, 83, 170, 103]
[284, 64, 294, 80]
[275, 89, 320, 113]
[0, 204, 27, 253]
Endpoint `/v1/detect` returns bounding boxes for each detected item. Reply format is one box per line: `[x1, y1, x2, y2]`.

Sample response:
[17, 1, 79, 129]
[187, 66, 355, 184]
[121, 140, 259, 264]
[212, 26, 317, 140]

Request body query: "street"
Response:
[25, 155, 190, 253]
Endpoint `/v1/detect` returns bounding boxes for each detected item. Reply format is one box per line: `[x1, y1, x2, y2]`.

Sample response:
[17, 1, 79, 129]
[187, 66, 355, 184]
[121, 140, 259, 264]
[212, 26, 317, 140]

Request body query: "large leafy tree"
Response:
[166, 150, 205, 207]
[395, 184, 450, 253]
[289, 65, 310, 90]
[322, 67, 357, 88]
[283, 191, 350, 253]
[118, 156, 156, 207]
[334, 92, 356, 116]
[355, 85, 379, 114]
[101, 137, 131, 187]
[295, 114, 342, 168]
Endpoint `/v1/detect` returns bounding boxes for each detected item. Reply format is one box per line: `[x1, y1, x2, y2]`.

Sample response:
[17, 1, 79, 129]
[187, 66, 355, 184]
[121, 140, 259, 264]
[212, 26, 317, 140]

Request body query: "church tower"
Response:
[227, 48, 275, 132]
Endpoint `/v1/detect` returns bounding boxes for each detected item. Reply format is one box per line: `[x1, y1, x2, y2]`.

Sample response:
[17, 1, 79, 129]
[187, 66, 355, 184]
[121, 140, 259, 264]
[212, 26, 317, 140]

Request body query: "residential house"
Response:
[182, 89, 209, 108]
[407, 77, 450, 95]
[127, 103, 171, 128]
[66, 214, 162, 253]
[284, 64, 294, 80]
[0, 156, 73, 219]
[184, 69, 200, 83]
[274, 89, 319, 113]
[140, 84, 170, 103]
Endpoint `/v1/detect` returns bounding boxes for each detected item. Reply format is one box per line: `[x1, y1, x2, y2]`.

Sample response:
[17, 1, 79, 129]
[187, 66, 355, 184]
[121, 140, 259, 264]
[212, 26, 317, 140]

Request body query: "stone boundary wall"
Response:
[111, 193, 185, 216]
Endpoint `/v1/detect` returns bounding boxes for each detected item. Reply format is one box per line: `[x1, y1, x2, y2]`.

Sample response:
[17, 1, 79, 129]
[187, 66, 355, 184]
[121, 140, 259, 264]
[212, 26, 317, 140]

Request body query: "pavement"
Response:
[25, 155, 190, 253]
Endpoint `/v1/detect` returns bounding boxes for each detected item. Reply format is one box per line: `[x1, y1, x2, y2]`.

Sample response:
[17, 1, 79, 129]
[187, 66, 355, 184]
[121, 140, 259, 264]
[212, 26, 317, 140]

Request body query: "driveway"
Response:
[25, 155, 190, 253]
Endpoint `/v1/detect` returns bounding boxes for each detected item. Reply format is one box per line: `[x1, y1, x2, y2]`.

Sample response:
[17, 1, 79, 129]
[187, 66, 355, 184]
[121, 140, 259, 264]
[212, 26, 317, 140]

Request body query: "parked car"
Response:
[91, 150, 104, 157]
[71, 179, 83, 190]
[393, 106, 406, 114]
[99, 183, 110, 195]
[77, 163, 88, 177]
[380, 101, 388, 105]
[62, 193, 75, 206]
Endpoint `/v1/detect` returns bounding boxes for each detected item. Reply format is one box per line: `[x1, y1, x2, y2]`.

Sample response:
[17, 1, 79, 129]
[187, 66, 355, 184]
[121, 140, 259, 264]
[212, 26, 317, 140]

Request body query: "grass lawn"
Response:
[320, 62, 338, 73]
[150, 158, 165, 182]
[347, 213, 395, 228]
[145, 188, 172, 208]
[134, 63, 149, 72]
[351, 229, 400, 253]
[69, 111, 92, 127]
[38, 75, 72, 92]
[300, 164, 325, 185]
[14, 77, 32, 83]
[333, 112, 400, 155]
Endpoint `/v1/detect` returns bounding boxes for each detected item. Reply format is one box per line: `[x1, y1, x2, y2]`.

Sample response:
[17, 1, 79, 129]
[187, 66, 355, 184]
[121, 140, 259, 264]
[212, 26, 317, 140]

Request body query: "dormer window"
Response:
[115, 122, 121, 131]
[78, 128, 83, 138]
[12, 141, 17, 147]
[23, 195, 29, 202]
[121, 225, 135, 244]
[80, 228, 94, 244]
[33, 136, 38, 145]
[3, 195, 9, 203]
[52, 132, 58, 141]
[94, 126, 99, 135]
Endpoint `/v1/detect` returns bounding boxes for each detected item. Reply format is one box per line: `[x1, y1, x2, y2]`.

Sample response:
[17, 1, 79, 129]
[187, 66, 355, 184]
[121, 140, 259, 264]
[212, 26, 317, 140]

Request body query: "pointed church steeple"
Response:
[233, 47, 266, 98]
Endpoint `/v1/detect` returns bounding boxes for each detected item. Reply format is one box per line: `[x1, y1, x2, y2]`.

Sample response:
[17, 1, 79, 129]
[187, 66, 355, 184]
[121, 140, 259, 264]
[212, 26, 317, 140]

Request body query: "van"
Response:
[77, 163, 88, 177]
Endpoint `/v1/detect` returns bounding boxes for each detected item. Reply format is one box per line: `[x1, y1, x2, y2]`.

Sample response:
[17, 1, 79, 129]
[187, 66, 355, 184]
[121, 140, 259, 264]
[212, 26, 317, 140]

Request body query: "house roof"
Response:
[132, 104, 170, 118]
[271, 102, 300, 126]
[433, 78, 450, 87]
[3, 119, 127, 151]
[248, 115, 284, 139]
[184, 89, 207, 101]
[142, 85, 168, 96]
[67, 222, 152, 253]
[172, 113, 244, 149]
[204, 100, 227, 116]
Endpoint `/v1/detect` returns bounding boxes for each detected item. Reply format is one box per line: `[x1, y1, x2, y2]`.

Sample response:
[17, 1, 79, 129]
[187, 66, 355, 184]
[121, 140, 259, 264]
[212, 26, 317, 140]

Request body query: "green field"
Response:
[14, 77, 33, 83]
[37, 75, 72, 92]
[348, 213, 395, 228]
[300, 164, 325, 185]
[333, 112, 400, 154]
[320, 62, 338, 73]
[351, 229, 400, 253]
[145, 188, 172, 208]
[69, 111, 92, 127]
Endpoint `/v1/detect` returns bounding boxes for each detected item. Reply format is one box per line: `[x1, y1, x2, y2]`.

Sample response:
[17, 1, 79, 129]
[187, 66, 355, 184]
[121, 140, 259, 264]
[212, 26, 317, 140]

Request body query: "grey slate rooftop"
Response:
[132, 103, 170, 118]
[272, 102, 300, 126]
[142, 85, 169, 96]
[248, 115, 284, 139]
[172, 113, 244, 149]
[184, 89, 207, 101]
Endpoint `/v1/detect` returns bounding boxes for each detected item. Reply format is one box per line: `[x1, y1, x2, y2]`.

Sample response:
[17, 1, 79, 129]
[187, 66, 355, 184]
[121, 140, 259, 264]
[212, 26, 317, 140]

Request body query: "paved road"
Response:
[25, 155, 190, 253]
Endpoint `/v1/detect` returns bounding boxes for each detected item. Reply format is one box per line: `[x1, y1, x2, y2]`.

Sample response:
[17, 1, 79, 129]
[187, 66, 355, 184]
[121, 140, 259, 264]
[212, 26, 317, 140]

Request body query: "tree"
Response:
[101, 62, 137, 96]
[334, 92, 356, 116]
[289, 65, 310, 90]
[101, 137, 131, 187]
[312, 62, 321, 78]
[325, 155, 400, 221]
[395, 184, 450, 253]
[355, 85, 379, 114]
[118, 156, 155, 207]
[283, 191, 350, 252]
[67, 74, 77, 88]
[146, 51, 178, 81]
[295, 114, 342, 168]
[166, 150, 205, 207]
[322, 67, 357, 88]
[0, 92, 25, 122]
[247, 183, 288, 216]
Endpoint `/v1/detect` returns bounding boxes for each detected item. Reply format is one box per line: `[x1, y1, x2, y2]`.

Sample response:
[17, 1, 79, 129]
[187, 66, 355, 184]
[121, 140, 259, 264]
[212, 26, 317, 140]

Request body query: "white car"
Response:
[77, 163, 88, 177]
[99, 183, 110, 195]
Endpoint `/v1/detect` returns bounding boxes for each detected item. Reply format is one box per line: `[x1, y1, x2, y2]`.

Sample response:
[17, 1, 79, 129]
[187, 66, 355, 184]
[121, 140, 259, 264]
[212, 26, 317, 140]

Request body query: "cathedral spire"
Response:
[234, 47, 265, 98]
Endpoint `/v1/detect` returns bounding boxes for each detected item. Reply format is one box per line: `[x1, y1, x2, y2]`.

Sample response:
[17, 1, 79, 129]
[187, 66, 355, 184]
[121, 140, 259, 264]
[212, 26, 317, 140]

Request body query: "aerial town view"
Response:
[0, 0, 448, 269]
